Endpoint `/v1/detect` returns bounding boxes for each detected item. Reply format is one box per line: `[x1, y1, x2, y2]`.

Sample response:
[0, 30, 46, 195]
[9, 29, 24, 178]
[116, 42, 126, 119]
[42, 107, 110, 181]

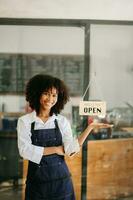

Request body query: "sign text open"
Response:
[79, 101, 106, 117]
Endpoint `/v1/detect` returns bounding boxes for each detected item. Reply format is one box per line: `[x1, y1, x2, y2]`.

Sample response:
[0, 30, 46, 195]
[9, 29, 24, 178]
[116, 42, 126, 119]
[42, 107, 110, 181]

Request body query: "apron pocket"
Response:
[36, 160, 71, 183]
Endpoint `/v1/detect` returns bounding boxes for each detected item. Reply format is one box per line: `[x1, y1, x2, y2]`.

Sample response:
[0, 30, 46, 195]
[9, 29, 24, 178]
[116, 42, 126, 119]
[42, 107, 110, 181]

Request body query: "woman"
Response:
[17, 74, 112, 200]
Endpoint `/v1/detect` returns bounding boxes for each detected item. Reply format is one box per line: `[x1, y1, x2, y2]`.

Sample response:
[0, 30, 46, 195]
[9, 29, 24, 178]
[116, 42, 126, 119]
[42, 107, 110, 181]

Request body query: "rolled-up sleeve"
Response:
[59, 118, 80, 156]
[17, 118, 44, 164]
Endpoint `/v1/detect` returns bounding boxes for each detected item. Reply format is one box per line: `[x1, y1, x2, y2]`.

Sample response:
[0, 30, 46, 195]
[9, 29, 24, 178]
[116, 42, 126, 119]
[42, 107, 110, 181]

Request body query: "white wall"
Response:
[89, 24, 133, 109]
[0, 95, 25, 112]
[0, 0, 133, 20]
[0, 26, 84, 54]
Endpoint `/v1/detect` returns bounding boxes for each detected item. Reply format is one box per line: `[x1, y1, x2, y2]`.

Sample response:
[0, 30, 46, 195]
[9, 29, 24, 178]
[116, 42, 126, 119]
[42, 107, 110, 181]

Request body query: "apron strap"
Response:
[31, 121, 35, 132]
[54, 119, 59, 129]
[30, 122, 35, 143]
[54, 119, 63, 145]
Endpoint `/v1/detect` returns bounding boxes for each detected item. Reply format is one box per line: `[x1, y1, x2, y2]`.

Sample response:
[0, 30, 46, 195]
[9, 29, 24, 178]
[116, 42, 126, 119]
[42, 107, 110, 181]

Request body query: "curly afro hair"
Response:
[25, 74, 70, 115]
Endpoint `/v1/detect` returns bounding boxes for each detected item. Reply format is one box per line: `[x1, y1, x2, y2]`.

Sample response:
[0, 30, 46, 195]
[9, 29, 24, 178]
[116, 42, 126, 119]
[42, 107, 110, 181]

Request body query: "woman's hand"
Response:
[43, 146, 65, 156]
[89, 122, 113, 130]
[55, 146, 65, 155]
[78, 123, 114, 147]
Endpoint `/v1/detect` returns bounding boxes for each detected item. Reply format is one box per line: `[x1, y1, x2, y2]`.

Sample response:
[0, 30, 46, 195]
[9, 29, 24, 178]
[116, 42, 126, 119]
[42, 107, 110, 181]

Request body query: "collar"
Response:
[30, 110, 57, 124]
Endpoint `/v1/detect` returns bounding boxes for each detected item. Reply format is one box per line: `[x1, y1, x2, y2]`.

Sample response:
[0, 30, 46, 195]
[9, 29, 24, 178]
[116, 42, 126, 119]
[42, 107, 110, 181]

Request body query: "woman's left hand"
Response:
[89, 123, 113, 130]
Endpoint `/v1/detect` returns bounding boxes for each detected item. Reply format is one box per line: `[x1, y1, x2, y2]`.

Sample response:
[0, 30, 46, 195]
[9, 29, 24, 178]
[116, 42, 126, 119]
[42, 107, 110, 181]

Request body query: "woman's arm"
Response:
[43, 123, 113, 156]
[78, 123, 113, 147]
[17, 118, 44, 164]
[43, 146, 65, 156]
[60, 116, 113, 157]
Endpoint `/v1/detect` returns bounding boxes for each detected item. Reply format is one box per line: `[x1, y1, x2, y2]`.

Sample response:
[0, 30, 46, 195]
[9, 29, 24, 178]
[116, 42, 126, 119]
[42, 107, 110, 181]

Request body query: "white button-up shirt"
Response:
[17, 111, 80, 164]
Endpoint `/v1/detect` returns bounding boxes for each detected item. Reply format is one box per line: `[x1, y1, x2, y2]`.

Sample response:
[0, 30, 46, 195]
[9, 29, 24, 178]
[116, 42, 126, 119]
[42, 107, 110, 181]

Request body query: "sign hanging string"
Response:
[82, 72, 104, 101]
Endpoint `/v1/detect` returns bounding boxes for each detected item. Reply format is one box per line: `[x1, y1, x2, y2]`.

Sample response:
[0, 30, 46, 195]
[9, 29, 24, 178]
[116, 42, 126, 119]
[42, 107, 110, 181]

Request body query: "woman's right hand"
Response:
[43, 146, 65, 156]
[55, 146, 65, 155]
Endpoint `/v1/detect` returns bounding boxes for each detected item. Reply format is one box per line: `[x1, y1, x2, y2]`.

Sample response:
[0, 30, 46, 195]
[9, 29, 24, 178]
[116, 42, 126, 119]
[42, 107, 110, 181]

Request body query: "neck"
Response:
[38, 108, 51, 118]
[37, 111, 51, 123]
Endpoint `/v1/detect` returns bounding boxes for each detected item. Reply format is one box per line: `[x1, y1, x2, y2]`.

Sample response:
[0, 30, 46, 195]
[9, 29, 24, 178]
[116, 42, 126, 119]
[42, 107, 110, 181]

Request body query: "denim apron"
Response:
[25, 119, 75, 200]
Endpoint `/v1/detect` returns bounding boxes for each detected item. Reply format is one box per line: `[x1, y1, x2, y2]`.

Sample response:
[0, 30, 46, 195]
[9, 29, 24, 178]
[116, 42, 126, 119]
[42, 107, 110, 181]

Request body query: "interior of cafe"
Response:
[0, 1, 133, 200]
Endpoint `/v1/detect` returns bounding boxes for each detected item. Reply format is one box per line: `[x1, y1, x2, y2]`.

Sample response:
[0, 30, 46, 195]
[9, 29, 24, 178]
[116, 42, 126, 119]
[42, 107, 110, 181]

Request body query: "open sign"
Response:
[79, 101, 106, 117]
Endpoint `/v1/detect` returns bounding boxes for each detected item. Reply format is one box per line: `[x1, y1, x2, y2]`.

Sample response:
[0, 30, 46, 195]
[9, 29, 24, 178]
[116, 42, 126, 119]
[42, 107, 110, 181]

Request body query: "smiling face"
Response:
[39, 87, 58, 112]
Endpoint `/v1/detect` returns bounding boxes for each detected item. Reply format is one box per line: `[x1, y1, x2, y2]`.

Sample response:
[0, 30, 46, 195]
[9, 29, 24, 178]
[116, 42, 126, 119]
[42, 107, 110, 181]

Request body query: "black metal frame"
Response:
[1, 18, 133, 25]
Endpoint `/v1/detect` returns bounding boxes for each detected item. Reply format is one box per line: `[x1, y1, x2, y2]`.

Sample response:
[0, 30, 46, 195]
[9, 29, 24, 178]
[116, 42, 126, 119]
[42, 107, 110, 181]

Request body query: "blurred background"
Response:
[0, 1, 133, 200]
